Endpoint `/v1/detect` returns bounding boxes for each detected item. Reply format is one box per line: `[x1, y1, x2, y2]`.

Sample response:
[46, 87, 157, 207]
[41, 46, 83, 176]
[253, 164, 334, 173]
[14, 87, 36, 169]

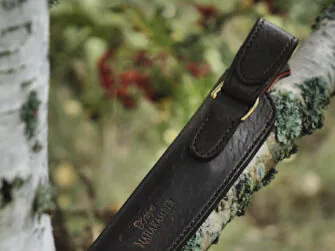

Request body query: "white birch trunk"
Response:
[0, 1, 55, 251]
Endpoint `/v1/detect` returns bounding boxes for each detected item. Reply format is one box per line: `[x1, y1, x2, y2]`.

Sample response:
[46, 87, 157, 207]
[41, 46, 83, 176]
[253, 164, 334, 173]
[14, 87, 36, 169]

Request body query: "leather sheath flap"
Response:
[236, 18, 296, 84]
[189, 17, 298, 161]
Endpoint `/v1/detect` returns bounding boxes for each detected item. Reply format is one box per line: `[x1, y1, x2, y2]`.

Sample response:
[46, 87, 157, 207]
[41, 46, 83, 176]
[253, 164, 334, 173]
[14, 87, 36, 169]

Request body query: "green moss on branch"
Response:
[312, 3, 335, 30]
[271, 76, 329, 161]
[234, 172, 254, 217]
[182, 232, 202, 251]
[262, 168, 278, 187]
[300, 77, 329, 134]
[271, 91, 303, 160]
[33, 184, 56, 220]
[20, 91, 41, 140]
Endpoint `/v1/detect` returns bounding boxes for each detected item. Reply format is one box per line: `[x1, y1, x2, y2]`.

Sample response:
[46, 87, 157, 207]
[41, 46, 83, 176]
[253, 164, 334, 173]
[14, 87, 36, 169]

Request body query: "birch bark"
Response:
[0, 0, 55, 251]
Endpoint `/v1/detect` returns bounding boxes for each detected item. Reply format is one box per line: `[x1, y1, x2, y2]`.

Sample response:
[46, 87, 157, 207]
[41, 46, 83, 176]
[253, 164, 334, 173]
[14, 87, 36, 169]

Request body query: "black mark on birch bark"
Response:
[0, 21, 32, 37]
[0, 48, 19, 58]
[0, 50, 11, 57]
[0, 178, 24, 208]
[0, 64, 26, 74]
[32, 140, 43, 153]
[1, 0, 28, 11]
[21, 77, 36, 88]
[48, 0, 59, 7]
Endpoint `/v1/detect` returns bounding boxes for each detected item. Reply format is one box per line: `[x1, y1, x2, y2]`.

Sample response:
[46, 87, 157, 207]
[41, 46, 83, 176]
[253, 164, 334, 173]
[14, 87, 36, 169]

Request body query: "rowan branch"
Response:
[183, 4, 335, 251]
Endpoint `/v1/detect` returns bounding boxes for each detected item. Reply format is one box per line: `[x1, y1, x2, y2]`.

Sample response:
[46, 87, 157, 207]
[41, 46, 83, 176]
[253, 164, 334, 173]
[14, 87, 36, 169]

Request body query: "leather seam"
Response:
[251, 38, 295, 97]
[238, 18, 265, 81]
[191, 110, 237, 158]
[169, 95, 275, 251]
[239, 23, 295, 83]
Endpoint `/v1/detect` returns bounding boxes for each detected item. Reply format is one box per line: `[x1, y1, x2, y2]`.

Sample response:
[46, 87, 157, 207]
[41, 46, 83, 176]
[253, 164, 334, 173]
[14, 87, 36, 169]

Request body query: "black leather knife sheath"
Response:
[88, 18, 298, 251]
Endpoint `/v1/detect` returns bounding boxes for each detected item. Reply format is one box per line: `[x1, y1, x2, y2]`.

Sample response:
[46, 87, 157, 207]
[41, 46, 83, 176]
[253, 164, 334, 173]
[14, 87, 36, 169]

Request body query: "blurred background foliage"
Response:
[48, 0, 335, 250]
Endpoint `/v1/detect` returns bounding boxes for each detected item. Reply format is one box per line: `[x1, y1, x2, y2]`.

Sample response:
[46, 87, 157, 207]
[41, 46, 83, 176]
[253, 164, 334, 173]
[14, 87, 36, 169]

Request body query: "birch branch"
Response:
[183, 4, 335, 251]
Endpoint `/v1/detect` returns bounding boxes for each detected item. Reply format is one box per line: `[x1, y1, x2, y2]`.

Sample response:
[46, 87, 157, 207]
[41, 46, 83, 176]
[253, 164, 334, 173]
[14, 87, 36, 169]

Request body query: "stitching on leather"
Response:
[192, 72, 236, 158]
[191, 111, 212, 155]
[240, 23, 295, 82]
[238, 18, 264, 80]
[192, 26, 295, 159]
[170, 95, 275, 251]
[251, 38, 295, 96]
[192, 110, 237, 158]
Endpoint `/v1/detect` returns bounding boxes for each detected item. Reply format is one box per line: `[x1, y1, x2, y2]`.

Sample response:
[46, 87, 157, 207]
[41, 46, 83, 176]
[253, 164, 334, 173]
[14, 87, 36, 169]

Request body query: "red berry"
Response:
[194, 4, 219, 19]
[134, 51, 153, 66]
[187, 62, 211, 78]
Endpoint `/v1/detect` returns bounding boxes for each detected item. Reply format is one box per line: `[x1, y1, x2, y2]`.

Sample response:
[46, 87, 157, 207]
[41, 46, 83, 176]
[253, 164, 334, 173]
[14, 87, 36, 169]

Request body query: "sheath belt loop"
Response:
[211, 80, 260, 121]
[189, 17, 298, 161]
